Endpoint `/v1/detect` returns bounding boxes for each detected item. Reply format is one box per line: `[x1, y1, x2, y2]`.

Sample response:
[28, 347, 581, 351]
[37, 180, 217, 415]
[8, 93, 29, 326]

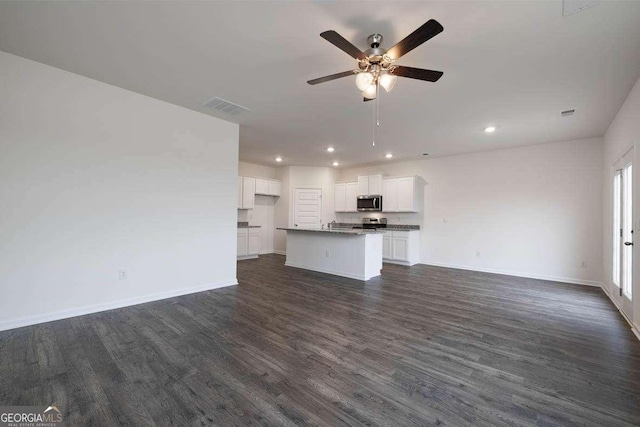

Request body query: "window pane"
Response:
[623, 165, 633, 297]
[613, 172, 621, 287]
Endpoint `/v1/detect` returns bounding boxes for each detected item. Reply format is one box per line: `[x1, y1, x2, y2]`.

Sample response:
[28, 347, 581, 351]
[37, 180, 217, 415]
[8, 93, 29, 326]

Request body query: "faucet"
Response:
[329, 220, 336, 230]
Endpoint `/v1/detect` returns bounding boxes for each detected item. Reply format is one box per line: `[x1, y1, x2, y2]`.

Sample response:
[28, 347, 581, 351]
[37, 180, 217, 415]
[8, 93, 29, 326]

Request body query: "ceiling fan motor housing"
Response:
[367, 33, 383, 48]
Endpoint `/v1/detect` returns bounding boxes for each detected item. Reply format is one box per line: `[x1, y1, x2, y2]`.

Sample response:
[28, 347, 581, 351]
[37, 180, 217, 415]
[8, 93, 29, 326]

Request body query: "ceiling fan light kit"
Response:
[307, 19, 445, 147]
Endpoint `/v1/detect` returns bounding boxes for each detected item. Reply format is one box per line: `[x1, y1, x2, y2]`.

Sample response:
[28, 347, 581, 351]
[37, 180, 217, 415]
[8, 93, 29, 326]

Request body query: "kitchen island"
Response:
[277, 228, 383, 280]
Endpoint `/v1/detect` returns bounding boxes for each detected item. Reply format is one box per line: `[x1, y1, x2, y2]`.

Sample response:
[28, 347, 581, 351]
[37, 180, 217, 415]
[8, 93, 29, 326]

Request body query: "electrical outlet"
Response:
[118, 269, 127, 280]
[581, 261, 587, 269]
[476, 251, 481, 257]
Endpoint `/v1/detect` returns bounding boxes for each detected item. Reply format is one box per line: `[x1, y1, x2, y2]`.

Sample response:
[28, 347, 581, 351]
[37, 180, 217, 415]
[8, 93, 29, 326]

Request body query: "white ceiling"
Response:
[1, 1, 640, 168]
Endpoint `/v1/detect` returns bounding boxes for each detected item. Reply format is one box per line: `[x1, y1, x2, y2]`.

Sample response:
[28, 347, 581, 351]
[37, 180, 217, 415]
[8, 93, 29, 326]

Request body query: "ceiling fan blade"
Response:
[391, 66, 443, 82]
[363, 97, 374, 102]
[320, 30, 367, 61]
[386, 19, 443, 60]
[307, 70, 356, 85]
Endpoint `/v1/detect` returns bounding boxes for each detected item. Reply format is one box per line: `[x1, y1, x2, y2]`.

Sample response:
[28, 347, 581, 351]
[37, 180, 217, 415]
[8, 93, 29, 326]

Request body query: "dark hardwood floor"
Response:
[1, 254, 639, 426]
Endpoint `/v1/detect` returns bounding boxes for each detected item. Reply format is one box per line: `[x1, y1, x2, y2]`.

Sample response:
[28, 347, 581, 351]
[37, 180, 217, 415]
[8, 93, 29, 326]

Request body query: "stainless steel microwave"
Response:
[357, 195, 382, 211]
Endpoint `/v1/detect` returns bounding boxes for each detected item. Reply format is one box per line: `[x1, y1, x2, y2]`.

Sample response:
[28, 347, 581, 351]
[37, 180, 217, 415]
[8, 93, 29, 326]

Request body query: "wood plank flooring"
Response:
[1, 254, 640, 426]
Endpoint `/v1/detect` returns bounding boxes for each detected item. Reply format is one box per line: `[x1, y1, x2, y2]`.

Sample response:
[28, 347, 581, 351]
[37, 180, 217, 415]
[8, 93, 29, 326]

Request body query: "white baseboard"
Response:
[273, 250, 286, 255]
[420, 260, 602, 287]
[284, 261, 375, 281]
[599, 283, 639, 342]
[383, 259, 418, 267]
[0, 279, 238, 332]
[237, 254, 259, 260]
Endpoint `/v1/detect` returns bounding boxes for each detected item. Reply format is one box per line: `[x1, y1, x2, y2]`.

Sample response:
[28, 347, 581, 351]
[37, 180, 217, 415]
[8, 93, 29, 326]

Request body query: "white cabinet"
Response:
[345, 182, 358, 212]
[237, 230, 248, 257]
[382, 233, 392, 259]
[237, 178, 243, 209]
[335, 182, 359, 212]
[268, 180, 281, 196]
[248, 229, 260, 255]
[254, 178, 281, 196]
[382, 176, 420, 212]
[237, 228, 260, 259]
[358, 176, 368, 195]
[382, 179, 397, 212]
[334, 183, 346, 212]
[392, 234, 409, 261]
[358, 174, 383, 195]
[382, 230, 419, 266]
[396, 177, 415, 212]
[255, 178, 269, 195]
[240, 177, 255, 209]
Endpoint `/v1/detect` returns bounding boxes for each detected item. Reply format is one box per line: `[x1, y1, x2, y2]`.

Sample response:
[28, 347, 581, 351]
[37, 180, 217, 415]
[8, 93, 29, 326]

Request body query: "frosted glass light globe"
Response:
[355, 72, 374, 91]
[379, 74, 397, 92]
[362, 84, 377, 99]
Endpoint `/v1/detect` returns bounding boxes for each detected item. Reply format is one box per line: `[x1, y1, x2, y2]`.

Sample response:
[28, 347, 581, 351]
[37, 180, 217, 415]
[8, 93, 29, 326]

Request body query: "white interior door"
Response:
[294, 188, 322, 229]
[612, 150, 633, 320]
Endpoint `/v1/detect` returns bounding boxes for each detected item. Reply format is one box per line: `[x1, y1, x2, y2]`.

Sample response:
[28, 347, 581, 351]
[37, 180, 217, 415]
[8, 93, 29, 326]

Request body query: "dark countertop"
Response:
[333, 222, 420, 230]
[238, 222, 261, 228]
[277, 227, 384, 235]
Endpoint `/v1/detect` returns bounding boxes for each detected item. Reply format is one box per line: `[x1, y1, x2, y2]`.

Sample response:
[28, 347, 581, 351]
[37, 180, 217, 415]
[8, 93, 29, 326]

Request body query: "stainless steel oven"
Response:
[357, 195, 382, 212]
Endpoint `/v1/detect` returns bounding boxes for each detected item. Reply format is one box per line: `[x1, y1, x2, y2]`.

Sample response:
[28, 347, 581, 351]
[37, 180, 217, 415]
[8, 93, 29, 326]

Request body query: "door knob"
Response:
[624, 241, 633, 246]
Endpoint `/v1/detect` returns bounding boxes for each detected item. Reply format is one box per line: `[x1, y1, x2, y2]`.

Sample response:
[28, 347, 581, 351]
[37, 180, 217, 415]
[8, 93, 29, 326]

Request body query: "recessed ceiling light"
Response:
[332, 161, 339, 167]
[275, 157, 282, 162]
[326, 147, 335, 153]
[385, 153, 393, 159]
[484, 126, 496, 133]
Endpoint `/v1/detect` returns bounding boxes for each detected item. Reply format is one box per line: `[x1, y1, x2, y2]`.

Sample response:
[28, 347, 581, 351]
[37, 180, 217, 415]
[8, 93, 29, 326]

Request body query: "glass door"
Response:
[612, 151, 633, 319]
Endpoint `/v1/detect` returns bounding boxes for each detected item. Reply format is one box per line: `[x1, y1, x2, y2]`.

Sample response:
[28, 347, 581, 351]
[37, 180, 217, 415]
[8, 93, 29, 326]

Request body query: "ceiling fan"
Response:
[307, 19, 444, 101]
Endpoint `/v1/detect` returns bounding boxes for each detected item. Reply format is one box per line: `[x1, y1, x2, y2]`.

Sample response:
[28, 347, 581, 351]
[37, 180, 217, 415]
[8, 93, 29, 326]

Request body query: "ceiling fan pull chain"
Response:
[372, 96, 376, 147]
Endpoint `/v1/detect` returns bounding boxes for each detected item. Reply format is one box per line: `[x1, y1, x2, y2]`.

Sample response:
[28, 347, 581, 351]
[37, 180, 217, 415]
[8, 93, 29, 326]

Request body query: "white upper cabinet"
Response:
[345, 182, 358, 212]
[358, 176, 368, 195]
[357, 174, 383, 195]
[254, 178, 281, 196]
[241, 177, 255, 209]
[396, 177, 416, 212]
[382, 176, 420, 212]
[239, 176, 281, 208]
[255, 178, 269, 195]
[334, 182, 358, 212]
[268, 180, 281, 196]
[334, 183, 346, 212]
[382, 179, 398, 212]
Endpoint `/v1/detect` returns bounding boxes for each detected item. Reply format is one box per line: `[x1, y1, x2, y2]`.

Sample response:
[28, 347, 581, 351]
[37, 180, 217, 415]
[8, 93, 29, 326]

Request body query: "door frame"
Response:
[611, 147, 634, 321]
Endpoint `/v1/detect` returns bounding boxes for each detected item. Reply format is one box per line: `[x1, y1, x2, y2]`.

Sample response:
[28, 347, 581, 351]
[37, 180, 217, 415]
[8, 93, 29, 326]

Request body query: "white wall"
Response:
[238, 161, 278, 254]
[0, 52, 239, 331]
[338, 138, 604, 286]
[602, 74, 640, 330]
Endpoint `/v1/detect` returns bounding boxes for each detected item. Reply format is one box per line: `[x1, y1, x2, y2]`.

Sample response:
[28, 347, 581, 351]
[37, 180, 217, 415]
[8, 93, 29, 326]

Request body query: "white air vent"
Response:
[561, 109, 575, 117]
[203, 97, 250, 115]
[563, 0, 597, 16]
